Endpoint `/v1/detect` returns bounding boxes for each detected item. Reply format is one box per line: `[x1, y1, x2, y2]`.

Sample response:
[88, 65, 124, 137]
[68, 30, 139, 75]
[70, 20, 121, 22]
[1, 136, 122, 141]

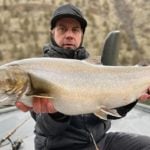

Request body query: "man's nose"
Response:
[65, 30, 74, 38]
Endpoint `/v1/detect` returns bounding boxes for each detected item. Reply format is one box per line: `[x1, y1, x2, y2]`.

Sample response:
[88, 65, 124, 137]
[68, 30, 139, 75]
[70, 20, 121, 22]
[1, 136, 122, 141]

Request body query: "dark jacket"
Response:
[31, 43, 137, 150]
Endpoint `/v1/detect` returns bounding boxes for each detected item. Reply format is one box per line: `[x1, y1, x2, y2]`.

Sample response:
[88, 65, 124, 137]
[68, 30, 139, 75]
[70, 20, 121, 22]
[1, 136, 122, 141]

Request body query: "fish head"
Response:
[0, 66, 30, 107]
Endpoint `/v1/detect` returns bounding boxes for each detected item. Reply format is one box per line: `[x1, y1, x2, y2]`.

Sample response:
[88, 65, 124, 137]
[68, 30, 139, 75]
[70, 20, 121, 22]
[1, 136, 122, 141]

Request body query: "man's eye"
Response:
[72, 28, 81, 33]
[58, 27, 66, 32]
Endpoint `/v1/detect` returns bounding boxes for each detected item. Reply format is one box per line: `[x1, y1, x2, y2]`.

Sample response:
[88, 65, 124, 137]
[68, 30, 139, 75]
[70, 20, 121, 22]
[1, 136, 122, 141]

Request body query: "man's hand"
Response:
[15, 97, 57, 113]
[138, 87, 150, 102]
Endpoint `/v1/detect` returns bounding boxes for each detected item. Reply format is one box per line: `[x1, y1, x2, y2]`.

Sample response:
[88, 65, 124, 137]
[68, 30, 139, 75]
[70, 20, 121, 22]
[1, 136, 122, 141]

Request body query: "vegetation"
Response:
[0, 0, 149, 65]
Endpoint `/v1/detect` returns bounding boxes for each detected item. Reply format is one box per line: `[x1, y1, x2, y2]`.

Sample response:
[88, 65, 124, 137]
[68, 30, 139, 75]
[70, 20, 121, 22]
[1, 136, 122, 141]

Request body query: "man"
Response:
[16, 4, 150, 150]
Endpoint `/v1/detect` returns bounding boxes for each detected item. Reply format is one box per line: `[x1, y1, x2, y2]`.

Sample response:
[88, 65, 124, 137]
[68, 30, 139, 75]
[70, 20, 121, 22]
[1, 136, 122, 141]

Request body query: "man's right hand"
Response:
[15, 97, 57, 113]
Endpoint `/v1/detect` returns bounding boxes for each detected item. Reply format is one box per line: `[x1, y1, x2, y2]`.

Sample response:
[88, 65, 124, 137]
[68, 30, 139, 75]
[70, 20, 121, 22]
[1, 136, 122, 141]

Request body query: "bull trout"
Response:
[0, 57, 149, 119]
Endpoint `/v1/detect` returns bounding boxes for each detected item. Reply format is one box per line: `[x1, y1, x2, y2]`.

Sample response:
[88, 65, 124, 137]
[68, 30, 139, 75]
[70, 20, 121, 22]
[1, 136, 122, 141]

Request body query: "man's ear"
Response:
[50, 29, 52, 35]
[51, 29, 55, 34]
[79, 34, 84, 47]
[50, 29, 54, 40]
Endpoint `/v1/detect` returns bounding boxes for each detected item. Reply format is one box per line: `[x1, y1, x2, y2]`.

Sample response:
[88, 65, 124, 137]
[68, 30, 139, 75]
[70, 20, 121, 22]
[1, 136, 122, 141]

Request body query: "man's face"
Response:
[51, 17, 83, 50]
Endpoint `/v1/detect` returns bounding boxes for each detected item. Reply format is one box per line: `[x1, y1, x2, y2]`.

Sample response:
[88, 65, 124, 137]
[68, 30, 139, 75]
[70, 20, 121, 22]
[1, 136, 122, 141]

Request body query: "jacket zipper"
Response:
[81, 115, 100, 150]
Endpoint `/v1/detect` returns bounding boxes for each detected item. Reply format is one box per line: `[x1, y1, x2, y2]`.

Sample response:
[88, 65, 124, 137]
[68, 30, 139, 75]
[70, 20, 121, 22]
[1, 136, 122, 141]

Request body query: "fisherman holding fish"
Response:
[15, 4, 150, 150]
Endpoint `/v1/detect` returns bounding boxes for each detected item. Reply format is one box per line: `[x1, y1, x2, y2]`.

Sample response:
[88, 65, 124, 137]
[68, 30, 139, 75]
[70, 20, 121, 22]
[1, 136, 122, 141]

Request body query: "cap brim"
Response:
[51, 14, 87, 30]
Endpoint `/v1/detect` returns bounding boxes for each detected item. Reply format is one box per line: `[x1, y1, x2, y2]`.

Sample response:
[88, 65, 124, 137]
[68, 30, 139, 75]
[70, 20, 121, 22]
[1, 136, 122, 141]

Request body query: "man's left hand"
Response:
[138, 87, 150, 102]
[16, 97, 57, 113]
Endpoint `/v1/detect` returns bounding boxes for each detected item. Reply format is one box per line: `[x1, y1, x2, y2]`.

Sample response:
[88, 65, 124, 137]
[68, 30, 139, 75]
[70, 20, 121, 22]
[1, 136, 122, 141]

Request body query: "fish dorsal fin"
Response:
[94, 107, 121, 120]
[84, 56, 102, 65]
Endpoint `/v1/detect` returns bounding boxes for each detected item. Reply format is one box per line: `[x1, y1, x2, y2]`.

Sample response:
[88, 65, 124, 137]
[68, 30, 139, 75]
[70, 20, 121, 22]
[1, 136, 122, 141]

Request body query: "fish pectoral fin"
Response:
[94, 107, 121, 120]
[94, 111, 108, 120]
[17, 95, 55, 108]
[100, 107, 121, 118]
[31, 95, 54, 100]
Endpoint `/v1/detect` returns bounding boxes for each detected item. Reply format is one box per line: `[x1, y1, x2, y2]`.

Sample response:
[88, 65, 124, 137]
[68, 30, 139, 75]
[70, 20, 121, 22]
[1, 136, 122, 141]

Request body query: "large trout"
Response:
[0, 57, 149, 119]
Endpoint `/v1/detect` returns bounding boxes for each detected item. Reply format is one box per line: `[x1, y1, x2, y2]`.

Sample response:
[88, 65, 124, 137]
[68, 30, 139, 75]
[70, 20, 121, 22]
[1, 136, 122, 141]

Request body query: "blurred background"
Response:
[0, 0, 149, 65]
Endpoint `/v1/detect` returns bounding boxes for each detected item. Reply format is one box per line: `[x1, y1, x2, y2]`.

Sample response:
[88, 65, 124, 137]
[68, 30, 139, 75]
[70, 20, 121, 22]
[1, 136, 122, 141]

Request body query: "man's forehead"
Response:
[56, 17, 81, 27]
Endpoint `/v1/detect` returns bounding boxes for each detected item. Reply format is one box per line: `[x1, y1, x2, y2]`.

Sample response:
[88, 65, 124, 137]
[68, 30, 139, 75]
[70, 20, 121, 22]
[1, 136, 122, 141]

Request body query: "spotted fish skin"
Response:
[0, 57, 149, 119]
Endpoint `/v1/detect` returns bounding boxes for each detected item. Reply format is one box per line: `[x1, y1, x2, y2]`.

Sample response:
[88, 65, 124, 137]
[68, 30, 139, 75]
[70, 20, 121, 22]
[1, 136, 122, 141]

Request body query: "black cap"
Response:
[50, 4, 87, 33]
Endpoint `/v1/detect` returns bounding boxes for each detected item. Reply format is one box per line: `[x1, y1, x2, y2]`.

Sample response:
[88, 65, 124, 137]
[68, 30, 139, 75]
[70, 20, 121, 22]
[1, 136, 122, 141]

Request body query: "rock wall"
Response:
[0, 0, 149, 65]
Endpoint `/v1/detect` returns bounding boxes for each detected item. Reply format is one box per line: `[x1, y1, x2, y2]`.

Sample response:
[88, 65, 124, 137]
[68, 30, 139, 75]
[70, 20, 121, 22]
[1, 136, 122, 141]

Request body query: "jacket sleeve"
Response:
[33, 112, 71, 136]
